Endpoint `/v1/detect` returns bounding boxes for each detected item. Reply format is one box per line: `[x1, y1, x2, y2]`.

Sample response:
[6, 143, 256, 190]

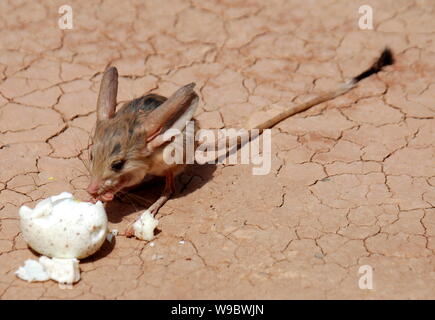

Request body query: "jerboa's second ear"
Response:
[97, 67, 118, 122]
[145, 83, 199, 151]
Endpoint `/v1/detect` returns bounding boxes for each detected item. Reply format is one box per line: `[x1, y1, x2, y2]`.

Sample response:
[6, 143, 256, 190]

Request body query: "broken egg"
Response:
[19, 192, 108, 259]
[132, 210, 159, 241]
[16, 257, 80, 284]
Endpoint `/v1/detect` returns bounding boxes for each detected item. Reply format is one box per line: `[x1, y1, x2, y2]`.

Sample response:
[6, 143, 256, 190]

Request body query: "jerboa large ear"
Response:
[97, 67, 118, 122]
[145, 83, 199, 151]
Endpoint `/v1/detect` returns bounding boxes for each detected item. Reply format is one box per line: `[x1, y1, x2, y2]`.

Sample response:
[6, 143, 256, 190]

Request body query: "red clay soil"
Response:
[0, 0, 434, 299]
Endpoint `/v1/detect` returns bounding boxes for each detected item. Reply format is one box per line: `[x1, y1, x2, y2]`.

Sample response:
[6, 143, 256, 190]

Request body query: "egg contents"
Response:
[19, 192, 108, 259]
[132, 210, 159, 241]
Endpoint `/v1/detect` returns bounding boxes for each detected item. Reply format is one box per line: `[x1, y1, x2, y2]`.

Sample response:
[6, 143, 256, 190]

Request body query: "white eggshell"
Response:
[15, 259, 49, 282]
[15, 256, 80, 284]
[39, 256, 80, 284]
[19, 192, 108, 259]
[133, 210, 158, 241]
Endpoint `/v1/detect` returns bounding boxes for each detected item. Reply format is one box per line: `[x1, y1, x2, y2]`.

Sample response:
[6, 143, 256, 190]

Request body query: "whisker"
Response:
[121, 192, 139, 212]
[82, 130, 94, 173]
[72, 166, 89, 177]
[67, 130, 92, 175]
[118, 189, 188, 214]
[71, 158, 89, 177]
[79, 153, 90, 174]
[119, 190, 154, 206]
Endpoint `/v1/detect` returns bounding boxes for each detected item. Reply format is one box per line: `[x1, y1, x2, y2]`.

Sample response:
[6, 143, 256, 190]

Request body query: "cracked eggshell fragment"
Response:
[106, 229, 118, 243]
[133, 210, 159, 241]
[15, 256, 80, 284]
[39, 256, 80, 284]
[15, 259, 50, 282]
[19, 192, 108, 259]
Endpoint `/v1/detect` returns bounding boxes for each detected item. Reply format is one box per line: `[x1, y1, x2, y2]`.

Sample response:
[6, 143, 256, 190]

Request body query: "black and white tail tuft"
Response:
[353, 48, 394, 84]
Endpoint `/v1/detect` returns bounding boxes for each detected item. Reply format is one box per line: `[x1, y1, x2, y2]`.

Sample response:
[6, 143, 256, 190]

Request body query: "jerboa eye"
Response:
[111, 160, 125, 172]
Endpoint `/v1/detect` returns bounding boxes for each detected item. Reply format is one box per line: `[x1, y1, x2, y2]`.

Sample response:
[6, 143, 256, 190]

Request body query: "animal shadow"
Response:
[104, 163, 216, 223]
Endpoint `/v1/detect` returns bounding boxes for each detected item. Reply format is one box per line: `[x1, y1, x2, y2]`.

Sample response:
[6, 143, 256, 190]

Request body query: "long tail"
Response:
[247, 48, 394, 130]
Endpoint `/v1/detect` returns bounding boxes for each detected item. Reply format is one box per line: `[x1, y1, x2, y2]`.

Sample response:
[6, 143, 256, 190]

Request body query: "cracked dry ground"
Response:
[0, 0, 434, 300]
